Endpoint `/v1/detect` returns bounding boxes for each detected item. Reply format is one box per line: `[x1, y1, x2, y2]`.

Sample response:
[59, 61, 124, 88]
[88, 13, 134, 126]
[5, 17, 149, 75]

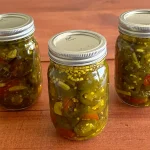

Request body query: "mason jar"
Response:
[48, 30, 109, 140]
[115, 10, 150, 107]
[0, 13, 42, 110]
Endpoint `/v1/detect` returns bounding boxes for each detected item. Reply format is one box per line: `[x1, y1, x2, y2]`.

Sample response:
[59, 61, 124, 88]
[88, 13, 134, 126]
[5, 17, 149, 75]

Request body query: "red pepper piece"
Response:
[56, 128, 76, 138]
[0, 89, 4, 98]
[62, 98, 74, 112]
[81, 113, 99, 120]
[0, 58, 4, 62]
[0, 83, 7, 94]
[144, 75, 150, 86]
[0, 79, 20, 93]
[130, 97, 148, 105]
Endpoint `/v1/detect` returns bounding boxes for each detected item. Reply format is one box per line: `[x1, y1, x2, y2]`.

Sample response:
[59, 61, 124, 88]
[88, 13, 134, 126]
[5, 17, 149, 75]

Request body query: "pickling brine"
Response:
[48, 30, 109, 140]
[0, 13, 42, 110]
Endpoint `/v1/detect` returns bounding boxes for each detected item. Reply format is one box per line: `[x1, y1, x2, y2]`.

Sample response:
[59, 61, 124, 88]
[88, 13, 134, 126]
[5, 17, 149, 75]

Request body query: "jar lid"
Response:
[48, 30, 107, 66]
[119, 9, 150, 37]
[0, 13, 35, 41]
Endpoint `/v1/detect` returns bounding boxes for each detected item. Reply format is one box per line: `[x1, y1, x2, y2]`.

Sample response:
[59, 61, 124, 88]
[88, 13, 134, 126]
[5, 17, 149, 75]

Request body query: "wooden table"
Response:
[1, 0, 150, 149]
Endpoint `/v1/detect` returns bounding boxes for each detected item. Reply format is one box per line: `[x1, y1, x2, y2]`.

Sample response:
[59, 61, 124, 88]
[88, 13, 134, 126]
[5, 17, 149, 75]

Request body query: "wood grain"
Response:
[1, 0, 150, 149]
[1, 0, 150, 12]
[1, 110, 150, 150]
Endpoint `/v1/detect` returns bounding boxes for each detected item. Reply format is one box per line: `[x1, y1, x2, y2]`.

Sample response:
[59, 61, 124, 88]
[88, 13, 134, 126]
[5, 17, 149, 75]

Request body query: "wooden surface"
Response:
[1, 0, 150, 149]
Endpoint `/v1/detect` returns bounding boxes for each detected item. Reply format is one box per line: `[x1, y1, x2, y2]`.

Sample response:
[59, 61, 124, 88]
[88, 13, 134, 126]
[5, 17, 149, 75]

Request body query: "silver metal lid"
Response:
[48, 30, 107, 66]
[119, 9, 150, 37]
[0, 13, 35, 41]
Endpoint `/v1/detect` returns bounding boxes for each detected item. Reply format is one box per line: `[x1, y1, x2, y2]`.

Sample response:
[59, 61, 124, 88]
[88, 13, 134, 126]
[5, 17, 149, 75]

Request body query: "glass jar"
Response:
[0, 13, 42, 110]
[115, 10, 150, 107]
[48, 30, 109, 140]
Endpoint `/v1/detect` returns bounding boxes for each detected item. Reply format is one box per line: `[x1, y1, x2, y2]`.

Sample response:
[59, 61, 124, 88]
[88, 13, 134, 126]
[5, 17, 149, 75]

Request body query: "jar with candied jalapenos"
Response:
[115, 10, 150, 107]
[48, 30, 109, 140]
[0, 13, 42, 110]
